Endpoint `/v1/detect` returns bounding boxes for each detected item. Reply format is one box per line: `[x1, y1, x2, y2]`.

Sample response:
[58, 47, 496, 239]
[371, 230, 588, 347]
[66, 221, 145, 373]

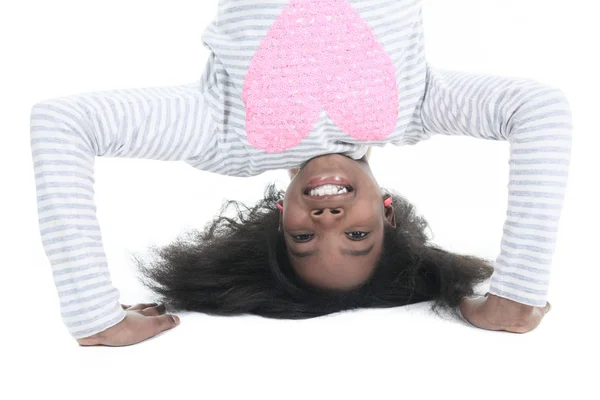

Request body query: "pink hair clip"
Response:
[277, 202, 284, 211]
[384, 197, 393, 207]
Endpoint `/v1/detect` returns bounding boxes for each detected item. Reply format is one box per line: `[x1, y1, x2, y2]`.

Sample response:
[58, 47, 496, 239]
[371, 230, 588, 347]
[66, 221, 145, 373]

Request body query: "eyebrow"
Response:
[290, 244, 374, 258]
[341, 244, 374, 256]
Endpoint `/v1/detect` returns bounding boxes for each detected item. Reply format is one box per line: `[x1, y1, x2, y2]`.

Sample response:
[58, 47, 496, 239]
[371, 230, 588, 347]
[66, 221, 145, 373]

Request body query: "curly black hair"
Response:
[136, 183, 493, 320]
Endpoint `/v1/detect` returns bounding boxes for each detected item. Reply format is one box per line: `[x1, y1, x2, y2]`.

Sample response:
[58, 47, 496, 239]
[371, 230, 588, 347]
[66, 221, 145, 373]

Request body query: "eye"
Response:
[346, 231, 370, 241]
[293, 233, 314, 242]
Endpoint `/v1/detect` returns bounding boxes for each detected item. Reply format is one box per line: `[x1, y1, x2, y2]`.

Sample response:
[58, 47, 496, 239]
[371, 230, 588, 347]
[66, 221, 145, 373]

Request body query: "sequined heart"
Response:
[242, 0, 399, 153]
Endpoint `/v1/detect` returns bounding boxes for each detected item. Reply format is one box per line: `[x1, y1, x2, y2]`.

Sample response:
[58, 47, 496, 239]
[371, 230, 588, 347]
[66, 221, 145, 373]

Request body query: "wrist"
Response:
[485, 294, 541, 322]
[487, 293, 534, 308]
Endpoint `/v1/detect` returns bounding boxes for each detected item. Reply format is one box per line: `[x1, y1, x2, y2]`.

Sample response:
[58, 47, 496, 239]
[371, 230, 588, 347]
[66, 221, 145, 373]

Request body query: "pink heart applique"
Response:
[242, 0, 399, 153]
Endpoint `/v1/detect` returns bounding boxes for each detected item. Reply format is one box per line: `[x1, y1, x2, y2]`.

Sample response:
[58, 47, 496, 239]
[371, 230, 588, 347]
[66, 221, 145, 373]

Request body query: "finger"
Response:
[121, 304, 131, 310]
[150, 314, 180, 336]
[137, 304, 167, 317]
[77, 337, 102, 346]
[127, 303, 158, 311]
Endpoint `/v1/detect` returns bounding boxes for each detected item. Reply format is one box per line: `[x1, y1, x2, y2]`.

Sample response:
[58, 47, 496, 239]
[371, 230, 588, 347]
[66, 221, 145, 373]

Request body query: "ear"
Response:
[277, 200, 284, 232]
[383, 195, 396, 228]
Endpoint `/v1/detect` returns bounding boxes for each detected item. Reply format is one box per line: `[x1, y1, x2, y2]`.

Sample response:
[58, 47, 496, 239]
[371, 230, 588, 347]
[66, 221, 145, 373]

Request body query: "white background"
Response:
[1, 0, 598, 399]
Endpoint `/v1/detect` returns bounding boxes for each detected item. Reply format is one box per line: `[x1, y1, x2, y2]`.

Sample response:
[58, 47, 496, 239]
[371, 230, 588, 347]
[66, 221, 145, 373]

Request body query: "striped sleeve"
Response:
[30, 82, 218, 338]
[420, 65, 573, 307]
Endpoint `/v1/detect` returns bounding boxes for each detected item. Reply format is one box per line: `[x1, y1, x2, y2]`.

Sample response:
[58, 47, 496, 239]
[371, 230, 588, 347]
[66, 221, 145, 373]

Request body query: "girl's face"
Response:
[282, 154, 395, 290]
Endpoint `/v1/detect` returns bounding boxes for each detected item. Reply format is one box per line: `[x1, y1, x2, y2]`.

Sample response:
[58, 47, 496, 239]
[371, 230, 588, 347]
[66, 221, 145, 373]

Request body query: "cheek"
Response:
[354, 201, 384, 222]
[283, 180, 302, 206]
[281, 204, 305, 230]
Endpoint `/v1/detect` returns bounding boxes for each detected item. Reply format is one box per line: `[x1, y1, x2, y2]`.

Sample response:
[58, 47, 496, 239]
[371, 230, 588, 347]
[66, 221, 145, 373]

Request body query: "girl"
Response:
[31, 0, 571, 346]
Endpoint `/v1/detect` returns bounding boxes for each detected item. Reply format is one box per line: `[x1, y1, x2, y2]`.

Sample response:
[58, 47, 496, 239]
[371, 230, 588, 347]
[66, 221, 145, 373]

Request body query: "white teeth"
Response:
[309, 184, 348, 196]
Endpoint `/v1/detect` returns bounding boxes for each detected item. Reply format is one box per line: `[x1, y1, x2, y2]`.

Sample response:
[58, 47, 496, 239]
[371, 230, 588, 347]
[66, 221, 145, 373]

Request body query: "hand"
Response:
[76, 303, 180, 347]
[460, 294, 551, 334]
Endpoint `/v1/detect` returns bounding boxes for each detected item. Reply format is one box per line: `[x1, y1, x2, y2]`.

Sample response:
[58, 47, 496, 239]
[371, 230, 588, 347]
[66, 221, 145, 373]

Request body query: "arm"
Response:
[419, 65, 572, 331]
[30, 82, 216, 343]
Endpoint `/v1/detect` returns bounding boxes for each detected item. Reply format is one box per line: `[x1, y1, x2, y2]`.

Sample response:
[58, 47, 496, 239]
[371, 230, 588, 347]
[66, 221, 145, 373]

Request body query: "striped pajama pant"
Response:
[30, 66, 572, 338]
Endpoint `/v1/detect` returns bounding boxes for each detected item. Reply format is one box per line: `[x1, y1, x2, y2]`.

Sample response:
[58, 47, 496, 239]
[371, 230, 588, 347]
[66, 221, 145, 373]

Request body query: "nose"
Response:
[311, 207, 344, 224]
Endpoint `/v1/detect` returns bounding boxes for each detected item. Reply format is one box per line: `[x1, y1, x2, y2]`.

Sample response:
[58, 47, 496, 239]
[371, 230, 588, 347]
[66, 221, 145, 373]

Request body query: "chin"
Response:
[299, 153, 363, 170]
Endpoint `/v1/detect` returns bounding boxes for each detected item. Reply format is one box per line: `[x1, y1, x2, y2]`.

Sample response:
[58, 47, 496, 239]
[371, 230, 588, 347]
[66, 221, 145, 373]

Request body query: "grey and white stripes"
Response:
[30, 83, 219, 338]
[420, 67, 572, 305]
[30, 0, 571, 338]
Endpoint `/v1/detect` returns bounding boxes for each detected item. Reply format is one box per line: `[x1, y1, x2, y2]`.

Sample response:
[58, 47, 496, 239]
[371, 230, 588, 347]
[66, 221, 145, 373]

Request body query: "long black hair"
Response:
[136, 184, 493, 320]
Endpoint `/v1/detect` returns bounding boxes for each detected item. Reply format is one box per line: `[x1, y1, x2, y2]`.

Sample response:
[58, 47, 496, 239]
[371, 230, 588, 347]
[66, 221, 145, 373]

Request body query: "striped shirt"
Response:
[30, 0, 572, 338]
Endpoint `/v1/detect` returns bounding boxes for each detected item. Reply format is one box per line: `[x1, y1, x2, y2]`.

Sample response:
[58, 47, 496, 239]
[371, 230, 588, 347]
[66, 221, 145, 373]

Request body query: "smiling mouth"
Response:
[303, 184, 354, 197]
